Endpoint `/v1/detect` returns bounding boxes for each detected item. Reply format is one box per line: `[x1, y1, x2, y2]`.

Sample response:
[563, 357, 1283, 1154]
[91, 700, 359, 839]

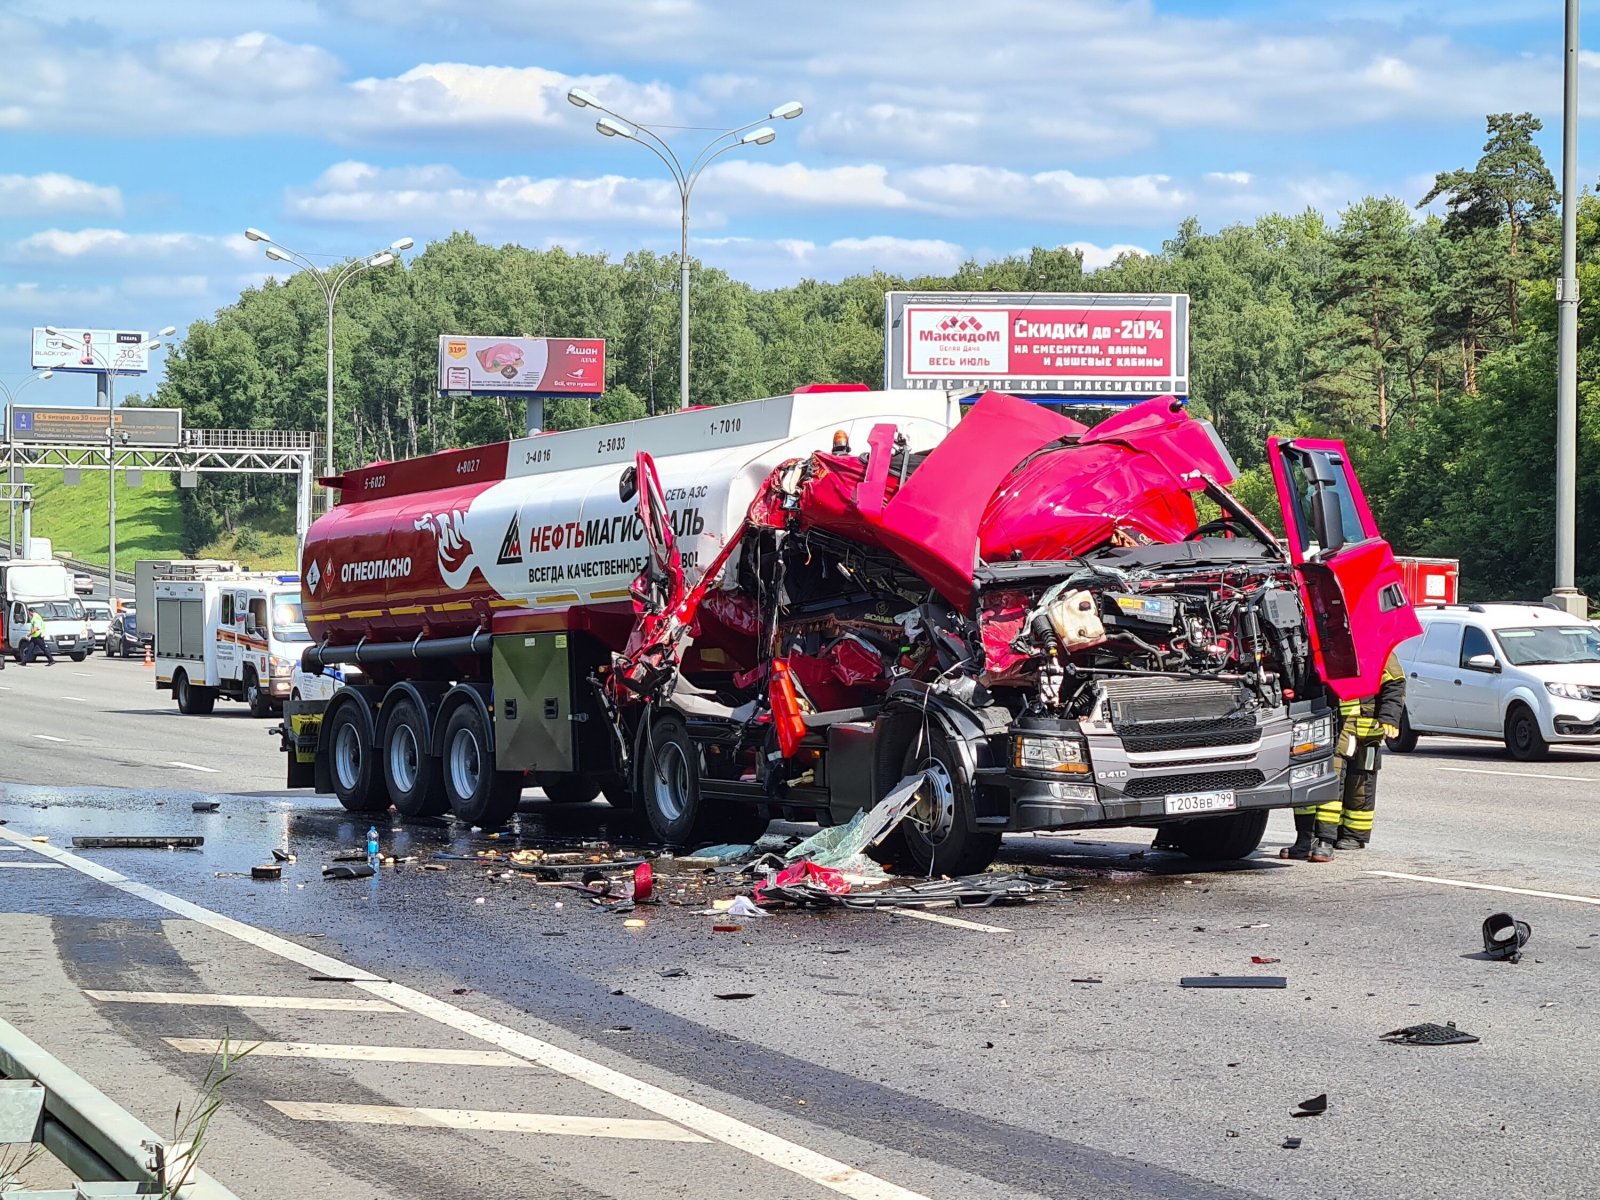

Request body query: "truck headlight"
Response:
[1546, 681, 1596, 702]
[1013, 734, 1089, 774]
[1292, 716, 1333, 755]
[1291, 761, 1332, 785]
[270, 657, 294, 677]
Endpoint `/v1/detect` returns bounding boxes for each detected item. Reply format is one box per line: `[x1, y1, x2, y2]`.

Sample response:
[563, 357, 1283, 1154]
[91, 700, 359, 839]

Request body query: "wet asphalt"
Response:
[4, 655, 1600, 1199]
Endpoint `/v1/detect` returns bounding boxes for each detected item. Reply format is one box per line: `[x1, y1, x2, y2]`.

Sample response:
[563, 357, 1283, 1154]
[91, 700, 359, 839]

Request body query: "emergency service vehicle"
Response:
[154, 571, 307, 716]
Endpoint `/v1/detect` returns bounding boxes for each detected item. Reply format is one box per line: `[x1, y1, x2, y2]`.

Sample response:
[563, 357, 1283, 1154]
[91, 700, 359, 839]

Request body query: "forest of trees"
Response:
[148, 114, 1600, 601]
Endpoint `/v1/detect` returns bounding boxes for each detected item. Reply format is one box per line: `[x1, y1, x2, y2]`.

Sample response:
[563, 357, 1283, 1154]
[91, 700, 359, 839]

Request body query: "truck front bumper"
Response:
[992, 753, 1340, 833]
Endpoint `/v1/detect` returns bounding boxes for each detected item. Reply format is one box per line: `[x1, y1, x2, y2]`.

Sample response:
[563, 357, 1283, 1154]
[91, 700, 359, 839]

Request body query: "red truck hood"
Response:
[796, 392, 1236, 605]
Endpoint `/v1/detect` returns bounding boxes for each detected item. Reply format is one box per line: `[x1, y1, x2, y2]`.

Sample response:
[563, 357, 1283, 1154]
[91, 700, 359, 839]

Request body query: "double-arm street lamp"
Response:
[244, 229, 414, 510]
[40, 327, 174, 591]
[0, 368, 53, 553]
[567, 89, 803, 408]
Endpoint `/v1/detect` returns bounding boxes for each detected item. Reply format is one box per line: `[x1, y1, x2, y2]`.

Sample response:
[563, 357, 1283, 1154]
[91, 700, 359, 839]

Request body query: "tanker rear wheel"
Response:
[383, 696, 449, 819]
[442, 703, 523, 828]
[535, 772, 601, 806]
[327, 703, 385, 813]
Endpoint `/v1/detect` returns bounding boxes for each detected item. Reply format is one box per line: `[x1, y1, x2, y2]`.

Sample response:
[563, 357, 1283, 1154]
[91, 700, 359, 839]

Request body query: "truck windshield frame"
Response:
[271, 593, 310, 642]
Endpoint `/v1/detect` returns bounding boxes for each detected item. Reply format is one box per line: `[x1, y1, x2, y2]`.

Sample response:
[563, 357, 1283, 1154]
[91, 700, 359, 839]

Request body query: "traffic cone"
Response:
[143, 643, 154, 668]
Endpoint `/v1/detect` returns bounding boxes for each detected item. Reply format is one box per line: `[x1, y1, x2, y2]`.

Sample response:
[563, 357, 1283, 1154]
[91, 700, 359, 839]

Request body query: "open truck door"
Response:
[1268, 437, 1421, 701]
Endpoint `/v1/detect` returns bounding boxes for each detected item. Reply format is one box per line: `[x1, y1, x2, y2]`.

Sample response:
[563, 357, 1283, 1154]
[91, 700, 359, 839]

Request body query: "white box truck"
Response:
[154, 571, 306, 716]
[1, 559, 91, 661]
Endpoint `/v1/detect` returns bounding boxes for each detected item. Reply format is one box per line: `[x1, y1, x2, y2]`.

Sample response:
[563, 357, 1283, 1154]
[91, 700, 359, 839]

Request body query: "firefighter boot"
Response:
[1280, 809, 1316, 859]
[1307, 838, 1337, 863]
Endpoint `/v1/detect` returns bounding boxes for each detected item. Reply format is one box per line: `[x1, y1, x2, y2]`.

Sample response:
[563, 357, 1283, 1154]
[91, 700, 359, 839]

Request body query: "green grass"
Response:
[196, 527, 300, 572]
[16, 468, 186, 572]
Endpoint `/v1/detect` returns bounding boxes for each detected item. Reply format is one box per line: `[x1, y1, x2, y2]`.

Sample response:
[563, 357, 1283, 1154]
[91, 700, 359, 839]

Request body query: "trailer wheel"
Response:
[244, 668, 273, 719]
[383, 697, 449, 818]
[442, 703, 523, 828]
[174, 670, 215, 716]
[534, 772, 601, 805]
[327, 703, 385, 813]
[870, 723, 1001, 877]
[640, 714, 769, 846]
[1168, 809, 1269, 860]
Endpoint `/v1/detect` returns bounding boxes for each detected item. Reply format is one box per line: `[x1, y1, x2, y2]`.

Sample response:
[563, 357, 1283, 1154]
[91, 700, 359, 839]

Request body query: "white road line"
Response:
[165, 1038, 531, 1068]
[4, 826, 932, 1200]
[86, 990, 401, 1012]
[1438, 766, 1596, 782]
[267, 1101, 707, 1142]
[889, 908, 1012, 934]
[71, 671, 92, 677]
[0, 861, 65, 869]
[63, 695, 92, 703]
[1367, 871, 1600, 907]
[167, 761, 219, 773]
[32, 734, 65, 743]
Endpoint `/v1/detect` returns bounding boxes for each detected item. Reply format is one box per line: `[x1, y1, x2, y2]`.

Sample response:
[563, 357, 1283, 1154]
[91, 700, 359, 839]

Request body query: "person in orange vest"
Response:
[1282, 651, 1406, 862]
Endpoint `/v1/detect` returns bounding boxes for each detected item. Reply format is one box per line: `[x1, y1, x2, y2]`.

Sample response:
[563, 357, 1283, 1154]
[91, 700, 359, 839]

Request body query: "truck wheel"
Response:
[639, 714, 769, 846]
[535, 773, 601, 805]
[174, 670, 216, 716]
[1505, 704, 1550, 762]
[1168, 809, 1269, 860]
[1385, 710, 1419, 753]
[870, 723, 1000, 877]
[327, 704, 385, 813]
[244, 669, 273, 719]
[383, 697, 448, 818]
[70, 651, 87, 663]
[442, 703, 523, 827]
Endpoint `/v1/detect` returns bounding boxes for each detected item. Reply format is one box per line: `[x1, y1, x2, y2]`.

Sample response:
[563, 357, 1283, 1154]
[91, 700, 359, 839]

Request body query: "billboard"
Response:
[31, 328, 152, 375]
[8, 405, 182, 447]
[884, 292, 1189, 397]
[437, 336, 605, 396]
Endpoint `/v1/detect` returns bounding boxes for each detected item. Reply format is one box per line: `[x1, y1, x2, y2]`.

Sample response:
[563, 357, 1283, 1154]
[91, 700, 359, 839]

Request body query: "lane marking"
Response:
[5, 827, 932, 1200]
[1367, 871, 1600, 907]
[167, 761, 219, 774]
[86, 990, 402, 1012]
[266, 1101, 707, 1142]
[32, 734, 66, 743]
[72, 671, 92, 677]
[889, 908, 1012, 934]
[0, 684, 11, 690]
[0, 861, 65, 869]
[63, 695, 92, 702]
[165, 1038, 531, 1068]
[1438, 766, 1596, 783]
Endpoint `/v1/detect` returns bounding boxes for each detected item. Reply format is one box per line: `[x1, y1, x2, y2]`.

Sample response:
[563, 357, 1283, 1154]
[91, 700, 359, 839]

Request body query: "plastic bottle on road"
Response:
[366, 826, 379, 866]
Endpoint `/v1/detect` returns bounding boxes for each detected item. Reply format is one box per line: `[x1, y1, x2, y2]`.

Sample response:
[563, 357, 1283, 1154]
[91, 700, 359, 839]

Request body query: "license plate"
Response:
[1164, 789, 1237, 815]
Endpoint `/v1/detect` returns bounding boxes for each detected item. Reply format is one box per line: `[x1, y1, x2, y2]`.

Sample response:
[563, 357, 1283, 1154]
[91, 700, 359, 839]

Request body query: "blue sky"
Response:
[0, 0, 1588, 402]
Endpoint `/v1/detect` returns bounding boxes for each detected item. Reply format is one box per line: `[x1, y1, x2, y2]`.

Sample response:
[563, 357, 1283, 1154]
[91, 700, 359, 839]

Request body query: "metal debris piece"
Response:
[191, 801, 220, 813]
[1179, 976, 1287, 989]
[250, 864, 281, 881]
[1282, 1137, 1302, 1150]
[714, 993, 755, 1001]
[271, 848, 295, 863]
[841, 873, 1079, 910]
[1379, 1021, 1479, 1046]
[322, 862, 375, 880]
[72, 836, 203, 849]
[1292, 1093, 1328, 1117]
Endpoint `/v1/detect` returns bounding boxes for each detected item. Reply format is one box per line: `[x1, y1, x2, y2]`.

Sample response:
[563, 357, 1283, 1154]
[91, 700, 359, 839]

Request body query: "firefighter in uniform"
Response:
[1282, 651, 1406, 862]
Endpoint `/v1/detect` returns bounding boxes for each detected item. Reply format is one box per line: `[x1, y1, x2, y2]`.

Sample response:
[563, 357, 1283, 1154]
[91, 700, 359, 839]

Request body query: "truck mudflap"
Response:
[279, 699, 327, 790]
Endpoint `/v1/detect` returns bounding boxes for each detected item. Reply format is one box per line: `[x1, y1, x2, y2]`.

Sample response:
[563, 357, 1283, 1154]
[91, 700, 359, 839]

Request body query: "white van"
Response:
[1, 560, 91, 661]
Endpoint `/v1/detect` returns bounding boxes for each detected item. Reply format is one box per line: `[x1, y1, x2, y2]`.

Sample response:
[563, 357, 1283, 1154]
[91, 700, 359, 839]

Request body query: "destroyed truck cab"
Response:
[610, 392, 1420, 875]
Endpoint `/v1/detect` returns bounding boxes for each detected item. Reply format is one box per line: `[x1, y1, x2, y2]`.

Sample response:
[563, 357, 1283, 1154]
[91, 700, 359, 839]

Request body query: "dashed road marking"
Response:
[889, 908, 1012, 934]
[8, 827, 934, 1200]
[167, 761, 219, 773]
[63, 694, 92, 702]
[266, 1101, 707, 1142]
[1367, 871, 1600, 907]
[1438, 766, 1596, 782]
[71, 671, 92, 677]
[165, 1038, 532, 1068]
[86, 990, 402, 1012]
[32, 734, 65, 742]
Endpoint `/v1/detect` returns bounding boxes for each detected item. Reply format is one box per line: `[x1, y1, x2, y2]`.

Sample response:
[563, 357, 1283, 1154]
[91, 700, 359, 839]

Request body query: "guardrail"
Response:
[0, 1016, 240, 1198]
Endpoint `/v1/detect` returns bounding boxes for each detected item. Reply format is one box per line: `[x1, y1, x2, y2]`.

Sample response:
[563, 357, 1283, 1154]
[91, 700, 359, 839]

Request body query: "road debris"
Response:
[713, 924, 742, 933]
[322, 862, 375, 880]
[1180, 976, 1288, 989]
[1379, 1021, 1479, 1046]
[1283, 1137, 1302, 1150]
[781, 772, 925, 871]
[1292, 1094, 1328, 1118]
[660, 968, 689, 978]
[1251, 956, 1281, 964]
[842, 874, 1079, 910]
[715, 993, 755, 1001]
[191, 800, 220, 812]
[1481, 912, 1532, 963]
[72, 835, 203, 849]
[725, 896, 767, 919]
[250, 864, 282, 881]
[271, 848, 295, 863]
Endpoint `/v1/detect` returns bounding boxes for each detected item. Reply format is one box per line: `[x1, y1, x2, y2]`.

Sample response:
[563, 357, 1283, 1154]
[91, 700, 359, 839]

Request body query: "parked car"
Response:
[72, 572, 95, 596]
[83, 600, 112, 651]
[1389, 602, 1600, 761]
[105, 608, 150, 658]
[289, 661, 362, 701]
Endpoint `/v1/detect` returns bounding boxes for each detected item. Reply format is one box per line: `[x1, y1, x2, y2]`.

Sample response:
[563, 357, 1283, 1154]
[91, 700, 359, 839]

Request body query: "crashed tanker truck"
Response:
[283, 386, 1419, 875]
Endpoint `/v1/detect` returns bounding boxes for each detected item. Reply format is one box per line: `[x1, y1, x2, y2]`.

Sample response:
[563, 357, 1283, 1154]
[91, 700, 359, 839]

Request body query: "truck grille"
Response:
[1119, 715, 1259, 754]
[1103, 677, 1247, 727]
[1122, 769, 1265, 799]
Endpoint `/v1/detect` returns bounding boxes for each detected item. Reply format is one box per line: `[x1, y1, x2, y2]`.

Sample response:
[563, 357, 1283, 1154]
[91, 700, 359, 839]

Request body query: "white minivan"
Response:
[1390, 602, 1600, 760]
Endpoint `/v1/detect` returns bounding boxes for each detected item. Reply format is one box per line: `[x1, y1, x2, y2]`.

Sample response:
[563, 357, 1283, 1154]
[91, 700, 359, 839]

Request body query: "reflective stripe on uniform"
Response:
[1340, 808, 1375, 832]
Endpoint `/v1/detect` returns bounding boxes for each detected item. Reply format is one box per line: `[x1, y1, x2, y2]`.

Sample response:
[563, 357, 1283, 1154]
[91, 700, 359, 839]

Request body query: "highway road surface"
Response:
[3, 653, 1598, 1199]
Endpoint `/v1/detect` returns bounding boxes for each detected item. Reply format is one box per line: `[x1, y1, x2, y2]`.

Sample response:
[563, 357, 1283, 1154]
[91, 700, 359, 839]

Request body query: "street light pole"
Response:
[568, 90, 802, 408]
[0, 370, 53, 554]
[245, 230, 413, 511]
[1551, 0, 1587, 616]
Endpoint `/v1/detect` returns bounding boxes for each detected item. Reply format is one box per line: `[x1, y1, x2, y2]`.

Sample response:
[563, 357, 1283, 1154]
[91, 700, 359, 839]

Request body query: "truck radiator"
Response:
[1101, 677, 1247, 727]
[1123, 769, 1264, 798]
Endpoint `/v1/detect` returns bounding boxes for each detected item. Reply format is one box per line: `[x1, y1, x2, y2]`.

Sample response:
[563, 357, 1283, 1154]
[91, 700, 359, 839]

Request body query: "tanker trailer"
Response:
[285, 387, 1419, 876]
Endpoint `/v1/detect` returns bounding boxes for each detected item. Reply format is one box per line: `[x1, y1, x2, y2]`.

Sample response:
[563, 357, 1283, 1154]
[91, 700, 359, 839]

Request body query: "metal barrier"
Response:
[0, 1017, 240, 1199]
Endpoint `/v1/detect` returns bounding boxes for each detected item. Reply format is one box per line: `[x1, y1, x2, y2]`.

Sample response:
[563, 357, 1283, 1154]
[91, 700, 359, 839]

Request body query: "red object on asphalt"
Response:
[631, 861, 654, 903]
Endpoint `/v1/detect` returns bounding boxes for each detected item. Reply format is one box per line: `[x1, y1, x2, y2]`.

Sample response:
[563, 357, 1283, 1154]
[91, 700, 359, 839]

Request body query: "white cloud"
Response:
[156, 31, 341, 95]
[3, 229, 251, 264]
[698, 234, 968, 285]
[702, 162, 911, 209]
[1067, 241, 1151, 272]
[0, 173, 122, 218]
[1206, 171, 1254, 186]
